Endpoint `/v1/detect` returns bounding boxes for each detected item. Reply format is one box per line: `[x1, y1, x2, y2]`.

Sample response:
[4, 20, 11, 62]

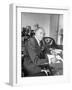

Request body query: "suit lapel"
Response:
[33, 37, 41, 51]
[34, 37, 40, 47]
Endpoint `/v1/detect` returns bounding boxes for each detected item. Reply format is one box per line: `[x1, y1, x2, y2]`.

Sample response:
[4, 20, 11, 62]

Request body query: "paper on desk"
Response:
[56, 55, 63, 61]
[47, 54, 63, 64]
[54, 49, 62, 53]
[47, 54, 54, 64]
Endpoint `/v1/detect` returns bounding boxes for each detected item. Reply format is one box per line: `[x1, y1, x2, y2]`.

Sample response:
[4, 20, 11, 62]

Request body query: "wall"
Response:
[49, 14, 63, 44]
[21, 13, 63, 41]
[49, 14, 59, 42]
[57, 15, 63, 45]
[21, 13, 50, 36]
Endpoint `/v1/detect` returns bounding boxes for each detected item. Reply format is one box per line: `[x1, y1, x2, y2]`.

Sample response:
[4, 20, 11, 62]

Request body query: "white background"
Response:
[0, 0, 72, 89]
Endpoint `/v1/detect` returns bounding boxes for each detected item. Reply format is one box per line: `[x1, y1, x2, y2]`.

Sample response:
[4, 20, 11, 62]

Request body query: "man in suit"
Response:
[23, 27, 49, 77]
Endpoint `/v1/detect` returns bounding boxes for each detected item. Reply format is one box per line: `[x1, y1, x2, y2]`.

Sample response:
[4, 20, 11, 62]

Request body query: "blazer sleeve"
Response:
[27, 39, 48, 65]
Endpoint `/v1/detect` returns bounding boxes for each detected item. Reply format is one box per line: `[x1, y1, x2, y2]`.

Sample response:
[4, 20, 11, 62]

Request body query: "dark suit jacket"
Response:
[23, 37, 48, 75]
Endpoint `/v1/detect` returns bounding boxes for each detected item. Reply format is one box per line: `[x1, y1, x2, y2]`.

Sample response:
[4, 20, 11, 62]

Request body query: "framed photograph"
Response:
[9, 4, 70, 86]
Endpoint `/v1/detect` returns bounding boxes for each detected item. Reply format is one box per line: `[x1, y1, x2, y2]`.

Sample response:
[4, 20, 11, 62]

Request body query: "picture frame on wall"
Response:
[9, 3, 70, 86]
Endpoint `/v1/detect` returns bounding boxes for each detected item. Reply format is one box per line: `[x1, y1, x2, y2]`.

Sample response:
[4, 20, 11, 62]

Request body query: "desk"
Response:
[40, 61, 63, 76]
[46, 48, 63, 75]
[50, 62, 63, 75]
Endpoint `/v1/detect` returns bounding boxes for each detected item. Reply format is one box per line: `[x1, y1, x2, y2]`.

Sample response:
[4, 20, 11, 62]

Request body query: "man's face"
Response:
[36, 29, 44, 41]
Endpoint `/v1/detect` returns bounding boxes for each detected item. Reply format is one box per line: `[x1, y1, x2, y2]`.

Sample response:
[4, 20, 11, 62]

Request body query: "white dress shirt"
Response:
[35, 36, 40, 46]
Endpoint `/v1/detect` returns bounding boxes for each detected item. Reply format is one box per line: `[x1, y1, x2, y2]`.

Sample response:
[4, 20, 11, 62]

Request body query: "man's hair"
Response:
[35, 27, 45, 36]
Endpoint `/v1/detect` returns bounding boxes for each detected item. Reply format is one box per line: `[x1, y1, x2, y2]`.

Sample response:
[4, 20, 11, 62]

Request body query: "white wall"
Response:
[21, 13, 50, 36]
[50, 14, 59, 42]
[57, 15, 63, 45]
[21, 13, 63, 40]
[59, 15, 63, 30]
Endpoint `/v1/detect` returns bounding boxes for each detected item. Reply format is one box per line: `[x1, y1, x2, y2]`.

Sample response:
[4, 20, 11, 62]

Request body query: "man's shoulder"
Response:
[27, 37, 36, 45]
[28, 37, 35, 43]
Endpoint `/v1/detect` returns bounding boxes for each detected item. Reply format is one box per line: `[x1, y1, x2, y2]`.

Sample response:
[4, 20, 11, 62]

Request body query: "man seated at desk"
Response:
[23, 27, 52, 77]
